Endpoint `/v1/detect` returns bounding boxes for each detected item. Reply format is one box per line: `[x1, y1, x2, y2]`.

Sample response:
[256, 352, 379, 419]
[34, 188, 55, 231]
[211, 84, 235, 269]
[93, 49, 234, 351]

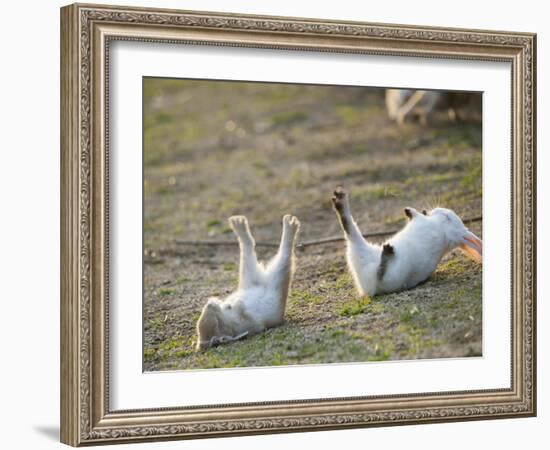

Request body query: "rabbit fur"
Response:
[196, 215, 300, 350]
[331, 187, 482, 296]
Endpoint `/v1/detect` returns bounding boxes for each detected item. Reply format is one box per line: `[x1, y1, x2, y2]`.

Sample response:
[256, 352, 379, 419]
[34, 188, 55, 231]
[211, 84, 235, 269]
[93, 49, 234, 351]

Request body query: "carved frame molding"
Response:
[61, 3, 536, 446]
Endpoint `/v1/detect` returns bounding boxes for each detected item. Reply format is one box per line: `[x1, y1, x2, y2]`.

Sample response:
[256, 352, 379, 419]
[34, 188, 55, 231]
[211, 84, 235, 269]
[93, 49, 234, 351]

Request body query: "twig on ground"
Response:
[174, 215, 482, 250]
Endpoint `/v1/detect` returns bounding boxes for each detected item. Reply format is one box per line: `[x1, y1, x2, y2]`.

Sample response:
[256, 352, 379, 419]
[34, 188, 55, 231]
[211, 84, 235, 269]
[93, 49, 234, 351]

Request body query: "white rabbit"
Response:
[385, 89, 441, 126]
[331, 187, 482, 296]
[196, 214, 300, 350]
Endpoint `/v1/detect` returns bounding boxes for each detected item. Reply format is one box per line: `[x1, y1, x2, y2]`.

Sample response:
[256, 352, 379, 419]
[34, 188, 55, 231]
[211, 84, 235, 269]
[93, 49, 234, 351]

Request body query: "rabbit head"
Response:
[428, 207, 482, 262]
[195, 298, 248, 350]
[196, 298, 222, 350]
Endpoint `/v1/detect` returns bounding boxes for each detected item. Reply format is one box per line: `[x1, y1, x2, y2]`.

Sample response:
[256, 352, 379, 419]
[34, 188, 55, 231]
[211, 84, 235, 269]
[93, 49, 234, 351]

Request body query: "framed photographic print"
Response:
[60, 3, 536, 446]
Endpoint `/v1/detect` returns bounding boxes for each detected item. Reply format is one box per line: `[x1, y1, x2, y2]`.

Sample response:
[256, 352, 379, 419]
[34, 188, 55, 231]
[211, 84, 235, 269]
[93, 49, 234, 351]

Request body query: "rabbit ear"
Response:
[404, 207, 421, 220]
[206, 297, 221, 310]
[460, 230, 482, 263]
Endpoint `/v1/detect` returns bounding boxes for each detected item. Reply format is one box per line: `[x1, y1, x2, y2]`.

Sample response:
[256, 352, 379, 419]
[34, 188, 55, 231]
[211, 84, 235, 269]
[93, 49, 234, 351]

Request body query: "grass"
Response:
[461, 153, 483, 195]
[339, 297, 372, 317]
[290, 290, 325, 306]
[163, 250, 482, 369]
[157, 287, 177, 297]
[270, 111, 308, 127]
[223, 263, 236, 272]
[206, 219, 222, 228]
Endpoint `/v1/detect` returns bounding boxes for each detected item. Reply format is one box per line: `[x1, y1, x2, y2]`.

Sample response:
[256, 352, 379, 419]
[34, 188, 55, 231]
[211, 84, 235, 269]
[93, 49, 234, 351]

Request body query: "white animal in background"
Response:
[331, 187, 482, 296]
[196, 214, 300, 350]
[385, 89, 441, 126]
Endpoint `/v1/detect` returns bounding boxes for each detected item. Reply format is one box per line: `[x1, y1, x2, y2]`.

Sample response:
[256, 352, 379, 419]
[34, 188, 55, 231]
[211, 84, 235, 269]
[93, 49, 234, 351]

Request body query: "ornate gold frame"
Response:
[60, 3, 536, 446]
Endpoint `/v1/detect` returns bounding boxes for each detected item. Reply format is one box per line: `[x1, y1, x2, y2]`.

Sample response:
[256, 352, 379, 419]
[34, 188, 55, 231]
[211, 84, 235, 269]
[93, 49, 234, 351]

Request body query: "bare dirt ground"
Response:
[143, 79, 482, 371]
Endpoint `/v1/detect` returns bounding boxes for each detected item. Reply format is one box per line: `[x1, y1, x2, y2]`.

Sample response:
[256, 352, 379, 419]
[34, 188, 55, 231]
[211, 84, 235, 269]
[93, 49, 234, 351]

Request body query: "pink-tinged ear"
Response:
[460, 230, 482, 263]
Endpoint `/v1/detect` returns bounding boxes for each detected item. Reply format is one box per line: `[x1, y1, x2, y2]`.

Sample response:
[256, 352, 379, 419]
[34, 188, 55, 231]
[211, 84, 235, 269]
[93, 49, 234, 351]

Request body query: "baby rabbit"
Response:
[331, 187, 482, 296]
[196, 214, 300, 350]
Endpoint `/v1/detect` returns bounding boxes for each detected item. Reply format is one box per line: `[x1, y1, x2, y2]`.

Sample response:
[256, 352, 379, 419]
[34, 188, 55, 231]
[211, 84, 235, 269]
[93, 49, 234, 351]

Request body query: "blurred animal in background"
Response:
[331, 187, 482, 297]
[196, 215, 300, 350]
[385, 89, 473, 125]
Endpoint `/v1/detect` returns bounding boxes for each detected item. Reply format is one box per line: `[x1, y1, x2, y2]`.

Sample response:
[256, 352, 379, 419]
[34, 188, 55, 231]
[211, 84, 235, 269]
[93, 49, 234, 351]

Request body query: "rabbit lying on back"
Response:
[331, 187, 482, 296]
[196, 214, 300, 350]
